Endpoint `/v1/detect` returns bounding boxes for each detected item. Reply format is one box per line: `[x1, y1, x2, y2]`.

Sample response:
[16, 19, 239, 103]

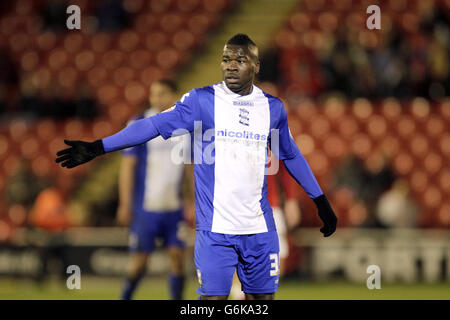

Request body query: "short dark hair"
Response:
[155, 78, 177, 93]
[226, 33, 256, 47]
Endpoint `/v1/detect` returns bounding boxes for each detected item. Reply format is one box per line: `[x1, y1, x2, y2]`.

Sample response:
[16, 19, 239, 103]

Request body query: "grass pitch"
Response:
[0, 276, 448, 300]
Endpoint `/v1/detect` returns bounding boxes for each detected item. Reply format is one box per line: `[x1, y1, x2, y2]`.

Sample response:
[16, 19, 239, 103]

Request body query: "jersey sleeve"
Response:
[270, 99, 299, 160]
[120, 118, 140, 156]
[151, 89, 198, 140]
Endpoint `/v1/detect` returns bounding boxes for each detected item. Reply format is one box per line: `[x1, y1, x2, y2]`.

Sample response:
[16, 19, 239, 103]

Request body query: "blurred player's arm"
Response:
[182, 163, 195, 227]
[117, 155, 137, 226]
[279, 162, 302, 230]
[56, 90, 197, 168]
[271, 100, 337, 237]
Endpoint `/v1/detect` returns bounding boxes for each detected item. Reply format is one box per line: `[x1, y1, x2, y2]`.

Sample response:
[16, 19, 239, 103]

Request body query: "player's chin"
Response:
[224, 79, 242, 91]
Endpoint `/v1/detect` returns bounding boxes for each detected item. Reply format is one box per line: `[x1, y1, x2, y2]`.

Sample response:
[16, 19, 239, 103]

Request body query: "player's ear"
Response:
[255, 60, 260, 74]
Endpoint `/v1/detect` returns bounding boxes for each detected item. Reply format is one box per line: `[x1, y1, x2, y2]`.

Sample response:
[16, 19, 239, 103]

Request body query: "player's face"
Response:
[221, 45, 260, 95]
[149, 82, 175, 111]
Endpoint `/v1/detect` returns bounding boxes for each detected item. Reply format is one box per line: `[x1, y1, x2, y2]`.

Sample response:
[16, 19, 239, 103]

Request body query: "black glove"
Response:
[313, 194, 337, 237]
[56, 139, 105, 169]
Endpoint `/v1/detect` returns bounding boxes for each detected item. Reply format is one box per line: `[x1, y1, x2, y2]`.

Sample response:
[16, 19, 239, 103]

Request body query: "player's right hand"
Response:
[56, 139, 105, 168]
[116, 206, 132, 226]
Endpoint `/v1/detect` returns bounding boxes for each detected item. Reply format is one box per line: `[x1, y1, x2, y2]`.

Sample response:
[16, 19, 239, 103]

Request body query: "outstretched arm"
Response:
[56, 89, 198, 169]
[55, 116, 160, 168]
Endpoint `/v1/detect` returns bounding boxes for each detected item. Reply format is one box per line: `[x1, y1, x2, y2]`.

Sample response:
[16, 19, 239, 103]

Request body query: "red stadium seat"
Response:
[400, 12, 420, 33]
[289, 13, 311, 33]
[64, 120, 84, 139]
[380, 98, 402, 121]
[422, 185, 442, 210]
[8, 32, 32, 54]
[118, 31, 140, 52]
[409, 169, 429, 194]
[134, 13, 159, 32]
[57, 66, 79, 89]
[9, 119, 29, 144]
[439, 169, 450, 194]
[379, 135, 400, 157]
[176, 0, 200, 12]
[107, 101, 134, 126]
[149, 0, 173, 13]
[203, 0, 227, 13]
[410, 97, 430, 121]
[31, 155, 51, 177]
[438, 100, 450, 120]
[172, 30, 195, 51]
[437, 203, 450, 227]
[310, 115, 331, 140]
[113, 67, 136, 87]
[90, 33, 113, 53]
[156, 48, 180, 70]
[323, 135, 346, 160]
[101, 50, 124, 70]
[425, 116, 445, 138]
[366, 115, 388, 140]
[20, 51, 40, 72]
[92, 119, 114, 138]
[409, 134, 429, 159]
[48, 48, 68, 70]
[140, 66, 163, 86]
[423, 152, 443, 176]
[338, 117, 359, 139]
[2, 154, 20, 175]
[318, 12, 339, 33]
[351, 133, 373, 158]
[128, 50, 152, 70]
[396, 115, 416, 139]
[0, 135, 9, 161]
[87, 66, 108, 87]
[145, 32, 168, 52]
[36, 31, 58, 51]
[124, 81, 147, 105]
[64, 33, 86, 53]
[348, 202, 369, 227]
[352, 98, 373, 121]
[97, 84, 119, 105]
[187, 14, 212, 35]
[305, 150, 329, 176]
[439, 133, 450, 158]
[392, 152, 414, 175]
[75, 50, 95, 71]
[20, 136, 39, 160]
[295, 134, 315, 155]
[159, 13, 184, 33]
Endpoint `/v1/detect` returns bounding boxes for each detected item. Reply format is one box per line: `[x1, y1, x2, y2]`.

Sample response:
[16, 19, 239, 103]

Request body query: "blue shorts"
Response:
[129, 210, 185, 253]
[194, 230, 280, 296]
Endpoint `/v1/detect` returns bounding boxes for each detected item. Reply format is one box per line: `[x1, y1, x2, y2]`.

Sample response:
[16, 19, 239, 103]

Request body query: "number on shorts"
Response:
[269, 253, 279, 276]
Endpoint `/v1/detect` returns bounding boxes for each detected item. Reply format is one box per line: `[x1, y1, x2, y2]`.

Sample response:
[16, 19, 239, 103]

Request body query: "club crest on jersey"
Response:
[238, 108, 250, 126]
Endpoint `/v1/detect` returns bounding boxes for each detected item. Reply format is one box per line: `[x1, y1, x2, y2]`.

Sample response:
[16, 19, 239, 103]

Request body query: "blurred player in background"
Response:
[116, 79, 192, 300]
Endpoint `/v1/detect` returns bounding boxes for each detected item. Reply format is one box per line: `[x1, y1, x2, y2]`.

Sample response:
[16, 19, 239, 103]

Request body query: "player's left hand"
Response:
[56, 139, 105, 168]
[313, 195, 337, 237]
[284, 199, 301, 230]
